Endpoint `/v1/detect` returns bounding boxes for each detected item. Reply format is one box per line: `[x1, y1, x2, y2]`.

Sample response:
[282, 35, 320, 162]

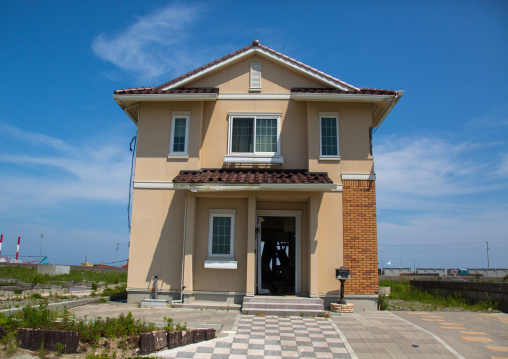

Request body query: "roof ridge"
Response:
[155, 40, 359, 91]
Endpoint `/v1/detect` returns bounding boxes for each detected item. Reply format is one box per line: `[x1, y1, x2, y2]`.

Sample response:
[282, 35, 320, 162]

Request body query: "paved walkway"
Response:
[69, 303, 508, 358]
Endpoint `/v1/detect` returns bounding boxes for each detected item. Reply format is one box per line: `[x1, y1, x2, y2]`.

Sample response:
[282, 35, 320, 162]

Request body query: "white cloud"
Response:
[375, 136, 508, 200]
[0, 126, 131, 211]
[0, 124, 76, 153]
[92, 4, 212, 82]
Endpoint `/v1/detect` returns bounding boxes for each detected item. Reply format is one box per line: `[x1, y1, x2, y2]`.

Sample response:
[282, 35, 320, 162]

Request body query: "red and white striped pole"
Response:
[16, 237, 20, 260]
[0, 234, 3, 256]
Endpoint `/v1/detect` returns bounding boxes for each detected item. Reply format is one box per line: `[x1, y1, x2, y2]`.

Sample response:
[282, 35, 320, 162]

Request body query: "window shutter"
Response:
[250, 62, 261, 91]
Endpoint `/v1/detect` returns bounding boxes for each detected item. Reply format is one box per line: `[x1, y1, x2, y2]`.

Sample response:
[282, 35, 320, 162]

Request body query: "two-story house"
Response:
[113, 40, 402, 310]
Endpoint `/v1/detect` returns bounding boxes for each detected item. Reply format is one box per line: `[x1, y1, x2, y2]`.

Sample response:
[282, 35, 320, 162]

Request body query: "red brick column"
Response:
[342, 180, 378, 294]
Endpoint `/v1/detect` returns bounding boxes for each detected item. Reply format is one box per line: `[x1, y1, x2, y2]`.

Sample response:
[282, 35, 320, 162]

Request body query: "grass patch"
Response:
[0, 266, 127, 285]
[101, 284, 127, 297]
[0, 301, 185, 352]
[379, 280, 497, 311]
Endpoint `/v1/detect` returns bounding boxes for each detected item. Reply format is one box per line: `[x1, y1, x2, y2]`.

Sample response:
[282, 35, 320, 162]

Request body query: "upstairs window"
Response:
[169, 112, 190, 156]
[228, 115, 280, 155]
[319, 113, 339, 158]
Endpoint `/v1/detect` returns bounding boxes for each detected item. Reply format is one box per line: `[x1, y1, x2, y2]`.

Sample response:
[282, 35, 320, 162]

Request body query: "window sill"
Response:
[224, 155, 283, 165]
[168, 154, 189, 159]
[204, 259, 237, 270]
[318, 156, 341, 161]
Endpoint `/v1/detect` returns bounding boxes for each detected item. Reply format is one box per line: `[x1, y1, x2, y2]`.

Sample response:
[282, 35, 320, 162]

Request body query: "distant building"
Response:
[467, 268, 508, 277]
[383, 267, 411, 276]
[416, 268, 446, 276]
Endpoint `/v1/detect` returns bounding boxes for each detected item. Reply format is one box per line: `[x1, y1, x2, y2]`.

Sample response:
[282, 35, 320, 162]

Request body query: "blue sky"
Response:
[0, 1, 507, 268]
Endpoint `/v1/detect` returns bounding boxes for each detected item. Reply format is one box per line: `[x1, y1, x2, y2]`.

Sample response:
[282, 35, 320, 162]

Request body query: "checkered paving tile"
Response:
[157, 316, 351, 358]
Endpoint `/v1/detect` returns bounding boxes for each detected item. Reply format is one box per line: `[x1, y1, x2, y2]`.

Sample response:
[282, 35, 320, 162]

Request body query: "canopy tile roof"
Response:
[173, 169, 333, 184]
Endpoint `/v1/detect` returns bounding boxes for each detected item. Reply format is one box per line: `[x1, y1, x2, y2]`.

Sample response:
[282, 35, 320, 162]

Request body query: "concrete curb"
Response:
[0, 297, 102, 317]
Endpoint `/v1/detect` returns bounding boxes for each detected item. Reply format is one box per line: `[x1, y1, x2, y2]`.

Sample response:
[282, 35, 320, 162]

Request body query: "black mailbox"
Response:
[336, 266, 350, 280]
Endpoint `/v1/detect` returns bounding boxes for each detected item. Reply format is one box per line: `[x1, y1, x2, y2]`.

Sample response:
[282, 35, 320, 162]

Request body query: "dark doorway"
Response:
[258, 216, 295, 295]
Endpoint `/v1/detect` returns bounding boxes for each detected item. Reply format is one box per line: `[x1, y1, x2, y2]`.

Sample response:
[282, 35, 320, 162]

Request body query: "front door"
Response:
[256, 215, 296, 295]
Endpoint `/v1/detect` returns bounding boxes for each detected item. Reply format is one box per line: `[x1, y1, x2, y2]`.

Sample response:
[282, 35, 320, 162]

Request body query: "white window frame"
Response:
[225, 113, 283, 164]
[169, 111, 190, 158]
[208, 209, 236, 259]
[319, 112, 340, 160]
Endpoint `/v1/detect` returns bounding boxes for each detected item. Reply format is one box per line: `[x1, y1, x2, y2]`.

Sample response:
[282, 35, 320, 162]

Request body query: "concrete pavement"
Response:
[69, 303, 508, 358]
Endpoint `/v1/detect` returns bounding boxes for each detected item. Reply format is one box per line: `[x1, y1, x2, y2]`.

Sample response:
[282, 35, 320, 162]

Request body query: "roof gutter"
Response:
[372, 90, 404, 128]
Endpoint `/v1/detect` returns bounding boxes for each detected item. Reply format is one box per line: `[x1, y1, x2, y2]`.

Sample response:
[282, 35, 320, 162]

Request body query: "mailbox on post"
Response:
[335, 266, 350, 304]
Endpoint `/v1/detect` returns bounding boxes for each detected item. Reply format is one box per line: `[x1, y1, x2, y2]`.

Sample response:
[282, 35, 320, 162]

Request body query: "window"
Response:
[228, 115, 280, 154]
[169, 112, 190, 157]
[319, 113, 339, 159]
[208, 209, 236, 258]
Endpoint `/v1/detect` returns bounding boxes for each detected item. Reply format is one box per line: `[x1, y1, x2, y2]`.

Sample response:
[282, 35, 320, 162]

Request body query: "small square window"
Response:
[169, 113, 190, 156]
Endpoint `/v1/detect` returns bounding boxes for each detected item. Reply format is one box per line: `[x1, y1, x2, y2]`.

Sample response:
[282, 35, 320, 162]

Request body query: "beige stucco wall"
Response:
[187, 55, 326, 93]
[127, 189, 185, 291]
[193, 197, 248, 293]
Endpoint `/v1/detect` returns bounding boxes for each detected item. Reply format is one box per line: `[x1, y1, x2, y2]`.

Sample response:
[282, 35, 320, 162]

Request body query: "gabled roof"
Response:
[155, 40, 360, 92]
[113, 40, 403, 127]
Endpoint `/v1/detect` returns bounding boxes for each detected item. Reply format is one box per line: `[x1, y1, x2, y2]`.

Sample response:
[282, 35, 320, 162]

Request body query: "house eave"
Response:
[113, 93, 218, 102]
[291, 93, 396, 102]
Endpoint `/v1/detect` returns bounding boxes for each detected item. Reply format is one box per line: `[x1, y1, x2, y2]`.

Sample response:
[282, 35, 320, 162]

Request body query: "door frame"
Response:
[255, 210, 302, 295]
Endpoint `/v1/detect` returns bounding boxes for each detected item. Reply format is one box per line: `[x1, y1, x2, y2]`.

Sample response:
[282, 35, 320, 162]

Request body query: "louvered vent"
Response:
[250, 62, 261, 91]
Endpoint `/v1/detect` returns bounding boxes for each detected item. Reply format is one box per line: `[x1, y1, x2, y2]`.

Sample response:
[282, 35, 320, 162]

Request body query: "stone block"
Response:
[193, 329, 206, 343]
[330, 303, 354, 313]
[139, 331, 168, 355]
[17, 328, 78, 353]
[205, 328, 216, 340]
[181, 330, 194, 346]
[167, 331, 182, 349]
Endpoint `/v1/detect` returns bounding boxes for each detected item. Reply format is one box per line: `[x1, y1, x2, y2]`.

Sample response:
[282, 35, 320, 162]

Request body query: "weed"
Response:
[91, 283, 98, 292]
[55, 342, 65, 355]
[98, 298, 107, 304]
[300, 312, 304, 317]
[256, 312, 266, 317]
[101, 284, 127, 297]
[31, 293, 43, 300]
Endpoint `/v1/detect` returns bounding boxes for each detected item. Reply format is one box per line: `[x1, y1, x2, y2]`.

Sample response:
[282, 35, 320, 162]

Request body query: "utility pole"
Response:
[486, 241, 490, 269]
[40, 233, 44, 260]
[115, 243, 119, 267]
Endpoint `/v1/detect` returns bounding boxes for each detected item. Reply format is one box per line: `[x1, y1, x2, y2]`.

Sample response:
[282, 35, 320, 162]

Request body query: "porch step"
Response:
[170, 302, 241, 311]
[241, 296, 326, 317]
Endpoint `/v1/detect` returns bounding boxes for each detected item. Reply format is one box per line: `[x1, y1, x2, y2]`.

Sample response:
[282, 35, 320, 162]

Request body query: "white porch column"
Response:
[245, 195, 256, 296]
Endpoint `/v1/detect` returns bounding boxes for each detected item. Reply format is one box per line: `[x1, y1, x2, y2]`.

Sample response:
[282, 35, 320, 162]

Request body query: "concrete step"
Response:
[241, 307, 326, 317]
[170, 302, 241, 311]
[241, 296, 325, 316]
[242, 296, 323, 305]
[242, 302, 324, 311]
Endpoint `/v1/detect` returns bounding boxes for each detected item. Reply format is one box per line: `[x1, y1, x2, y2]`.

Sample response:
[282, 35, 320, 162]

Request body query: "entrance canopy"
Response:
[173, 169, 341, 192]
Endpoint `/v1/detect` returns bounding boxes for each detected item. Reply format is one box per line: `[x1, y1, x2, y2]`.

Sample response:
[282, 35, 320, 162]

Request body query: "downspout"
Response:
[174, 195, 188, 303]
